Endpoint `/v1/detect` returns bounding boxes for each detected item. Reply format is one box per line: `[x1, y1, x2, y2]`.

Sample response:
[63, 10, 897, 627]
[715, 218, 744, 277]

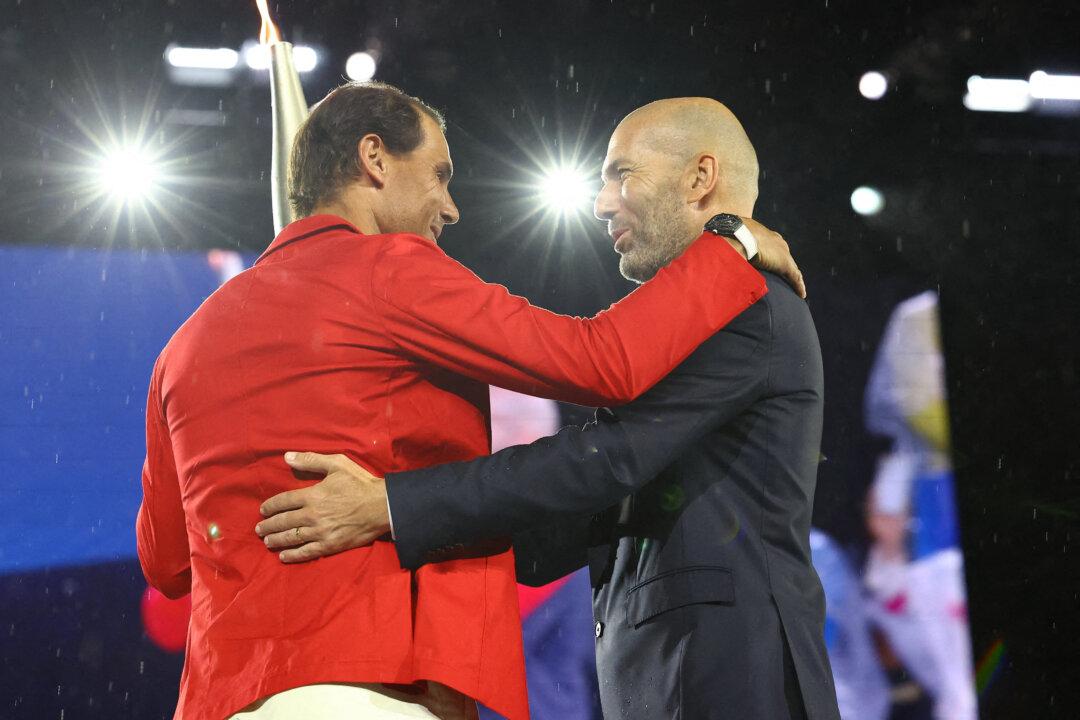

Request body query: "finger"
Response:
[280, 542, 327, 564]
[263, 525, 314, 550]
[283, 451, 340, 475]
[260, 487, 311, 517]
[790, 262, 807, 299]
[255, 508, 308, 537]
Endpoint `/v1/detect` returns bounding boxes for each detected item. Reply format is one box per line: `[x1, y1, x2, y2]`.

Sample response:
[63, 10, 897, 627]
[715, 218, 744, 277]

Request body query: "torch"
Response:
[255, 0, 310, 234]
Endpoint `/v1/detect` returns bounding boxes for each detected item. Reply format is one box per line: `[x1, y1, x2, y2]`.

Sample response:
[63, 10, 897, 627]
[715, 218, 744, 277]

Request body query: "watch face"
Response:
[705, 213, 742, 237]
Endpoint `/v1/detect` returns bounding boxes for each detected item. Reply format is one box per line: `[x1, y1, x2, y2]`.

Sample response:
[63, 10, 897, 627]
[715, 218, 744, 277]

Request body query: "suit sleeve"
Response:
[386, 298, 773, 570]
[370, 232, 766, 407]
[135, 361, 192, 599]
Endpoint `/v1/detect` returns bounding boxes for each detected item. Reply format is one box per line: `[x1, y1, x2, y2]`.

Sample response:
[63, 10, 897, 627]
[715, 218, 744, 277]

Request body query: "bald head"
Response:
[616, 97, 759, 214]
[594, 97, 760, 283]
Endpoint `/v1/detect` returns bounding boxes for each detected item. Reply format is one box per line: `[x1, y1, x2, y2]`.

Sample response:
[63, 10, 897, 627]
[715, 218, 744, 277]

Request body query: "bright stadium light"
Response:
[244, 43, 271, 70]
[346, 52, 378, 82]
[859, 71, 888, 100]
[538, 165, 594, 216]
[850, 186, 884, 216]
[97, 146, 160, 203]
[1029, 70, 1080, 101]
[245, 43, 318, 73]
[963, 76, 1031, 113]
[292, 46, 318, 73]
[165, 46, 239, 70]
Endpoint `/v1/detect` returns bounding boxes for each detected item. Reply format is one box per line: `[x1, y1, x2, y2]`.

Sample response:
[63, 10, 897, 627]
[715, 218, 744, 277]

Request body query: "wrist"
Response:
[377, 477, 395, 538]
[703, 212, 758, 262]
[721, 235, 748, 260]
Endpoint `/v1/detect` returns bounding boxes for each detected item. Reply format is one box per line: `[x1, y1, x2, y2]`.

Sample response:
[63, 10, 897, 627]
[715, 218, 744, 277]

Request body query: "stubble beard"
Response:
[618, 188, 696, 283]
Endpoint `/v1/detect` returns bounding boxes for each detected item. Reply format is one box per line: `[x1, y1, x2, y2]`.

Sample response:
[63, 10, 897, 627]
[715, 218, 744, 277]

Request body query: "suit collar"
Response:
[255, 214, 362, 265]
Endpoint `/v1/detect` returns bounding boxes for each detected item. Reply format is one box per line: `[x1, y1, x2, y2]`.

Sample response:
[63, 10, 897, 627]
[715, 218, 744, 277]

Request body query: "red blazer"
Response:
[136, 214, 766, 720]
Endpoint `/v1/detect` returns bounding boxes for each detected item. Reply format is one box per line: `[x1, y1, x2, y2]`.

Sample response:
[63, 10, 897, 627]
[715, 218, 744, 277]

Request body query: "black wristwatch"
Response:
[704, 213, 759, 262]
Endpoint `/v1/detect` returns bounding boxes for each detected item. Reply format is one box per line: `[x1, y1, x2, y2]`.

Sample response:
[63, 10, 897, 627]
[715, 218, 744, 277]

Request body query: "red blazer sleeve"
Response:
[370, 232, 767, 406]
[135, 359, 192, 599]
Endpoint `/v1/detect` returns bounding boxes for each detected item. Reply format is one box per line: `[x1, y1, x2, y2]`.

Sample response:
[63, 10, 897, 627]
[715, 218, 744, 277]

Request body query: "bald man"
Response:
[259, 98, 840, 720]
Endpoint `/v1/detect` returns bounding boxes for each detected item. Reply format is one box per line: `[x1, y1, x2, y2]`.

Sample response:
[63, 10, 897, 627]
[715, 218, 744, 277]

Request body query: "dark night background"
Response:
[2, 0, 1078, 717]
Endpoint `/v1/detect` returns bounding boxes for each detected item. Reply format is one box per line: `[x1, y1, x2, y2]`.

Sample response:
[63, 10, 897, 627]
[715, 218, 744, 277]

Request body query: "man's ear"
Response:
[356, 134, 388, 189]
[686, 153, 720, 205]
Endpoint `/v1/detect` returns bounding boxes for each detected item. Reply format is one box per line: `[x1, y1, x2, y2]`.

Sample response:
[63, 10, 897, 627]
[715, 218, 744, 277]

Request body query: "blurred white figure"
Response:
[810, 530, 890, 720]
[864, 291, 977, 720]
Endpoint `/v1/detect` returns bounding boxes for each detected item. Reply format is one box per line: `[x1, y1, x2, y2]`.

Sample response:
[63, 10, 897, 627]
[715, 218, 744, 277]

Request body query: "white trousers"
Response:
[229, 682, 479, 720]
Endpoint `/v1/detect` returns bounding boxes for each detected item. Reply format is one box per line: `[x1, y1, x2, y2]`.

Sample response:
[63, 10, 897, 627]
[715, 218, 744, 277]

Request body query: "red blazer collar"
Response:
[255, 214, 362, 265]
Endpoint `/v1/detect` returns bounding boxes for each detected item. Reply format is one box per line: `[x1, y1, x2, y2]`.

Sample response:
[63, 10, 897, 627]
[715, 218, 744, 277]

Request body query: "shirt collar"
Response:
[255, 214, 363, 265]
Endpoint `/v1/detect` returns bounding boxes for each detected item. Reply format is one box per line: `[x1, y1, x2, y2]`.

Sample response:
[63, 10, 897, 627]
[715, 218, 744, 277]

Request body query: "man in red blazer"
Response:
[136, 82, 798, 720]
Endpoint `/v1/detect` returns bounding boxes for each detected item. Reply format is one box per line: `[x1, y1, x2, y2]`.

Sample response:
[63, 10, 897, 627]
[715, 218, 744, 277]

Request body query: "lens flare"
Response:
[97, 145, 160, 202]
[538, 165, 594, 216]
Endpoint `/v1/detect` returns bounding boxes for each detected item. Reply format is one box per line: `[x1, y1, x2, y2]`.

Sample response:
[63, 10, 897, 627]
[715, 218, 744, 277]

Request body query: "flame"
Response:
[255, 0, 282, 45]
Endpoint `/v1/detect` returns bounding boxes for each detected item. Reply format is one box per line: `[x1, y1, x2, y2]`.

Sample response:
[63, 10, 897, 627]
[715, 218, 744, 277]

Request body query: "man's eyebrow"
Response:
[601, 158, 628, 180]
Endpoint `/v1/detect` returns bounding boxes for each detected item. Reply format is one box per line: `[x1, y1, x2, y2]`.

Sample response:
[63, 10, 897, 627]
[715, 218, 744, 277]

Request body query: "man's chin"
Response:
[618, 254, 656, 284]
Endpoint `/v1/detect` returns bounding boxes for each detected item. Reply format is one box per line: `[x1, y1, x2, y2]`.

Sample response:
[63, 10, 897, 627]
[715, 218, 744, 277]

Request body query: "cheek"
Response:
[621, 186, 647, 223]
[426, 191, 443, 216]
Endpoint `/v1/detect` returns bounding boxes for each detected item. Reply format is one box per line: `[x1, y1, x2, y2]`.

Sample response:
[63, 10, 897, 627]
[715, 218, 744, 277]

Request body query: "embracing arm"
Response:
[135, 362, 192, 599]
[371, 229, 768, 407]
[385, 297, 773, 570]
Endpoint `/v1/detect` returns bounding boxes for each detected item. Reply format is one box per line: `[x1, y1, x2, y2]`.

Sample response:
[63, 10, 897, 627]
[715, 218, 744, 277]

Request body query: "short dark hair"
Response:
[288, 81, 446, 217]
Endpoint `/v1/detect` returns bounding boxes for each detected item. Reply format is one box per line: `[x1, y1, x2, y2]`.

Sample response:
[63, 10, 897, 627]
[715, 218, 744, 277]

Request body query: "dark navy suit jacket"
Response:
[386, 273, 841, 720]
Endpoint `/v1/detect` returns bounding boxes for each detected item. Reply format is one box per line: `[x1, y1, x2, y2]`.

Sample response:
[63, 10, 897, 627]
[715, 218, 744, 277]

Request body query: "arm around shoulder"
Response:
[387, 300, 774, 571]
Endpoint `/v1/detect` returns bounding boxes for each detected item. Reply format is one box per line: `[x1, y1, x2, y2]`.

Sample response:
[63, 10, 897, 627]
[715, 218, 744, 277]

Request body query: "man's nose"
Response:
[594, 182, 617, 221]
[442, 193, 460, 225]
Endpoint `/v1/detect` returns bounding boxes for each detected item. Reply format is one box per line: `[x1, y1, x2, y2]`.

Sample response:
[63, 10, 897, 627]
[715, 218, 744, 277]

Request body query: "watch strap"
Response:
[733, 223, 759, 261]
